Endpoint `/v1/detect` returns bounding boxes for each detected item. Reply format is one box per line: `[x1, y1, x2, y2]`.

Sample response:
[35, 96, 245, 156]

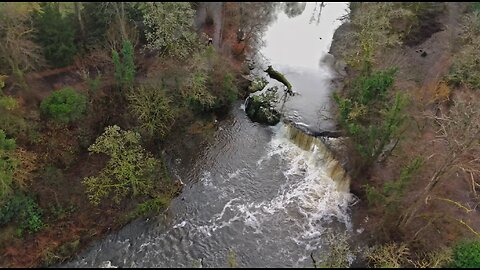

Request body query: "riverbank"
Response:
[328, 2, 480, 265]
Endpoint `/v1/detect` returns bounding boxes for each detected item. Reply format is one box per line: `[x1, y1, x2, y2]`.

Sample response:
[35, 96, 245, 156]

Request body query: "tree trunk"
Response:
[113, 2, 127, 42]
[74, 2, 86, 44]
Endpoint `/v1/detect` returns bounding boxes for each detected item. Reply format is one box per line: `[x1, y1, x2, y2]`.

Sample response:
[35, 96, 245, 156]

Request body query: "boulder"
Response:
[245, 88, 281, 125]
[248, 77, 269, 93]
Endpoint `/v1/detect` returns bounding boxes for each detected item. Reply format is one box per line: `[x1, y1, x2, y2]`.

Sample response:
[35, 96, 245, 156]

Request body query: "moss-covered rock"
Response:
[245, 87, 281, 125]
[248, 77, 269, 93]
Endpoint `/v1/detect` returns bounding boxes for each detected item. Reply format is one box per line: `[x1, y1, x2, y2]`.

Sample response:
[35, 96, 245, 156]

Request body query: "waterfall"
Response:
[284, 123, 351, 193]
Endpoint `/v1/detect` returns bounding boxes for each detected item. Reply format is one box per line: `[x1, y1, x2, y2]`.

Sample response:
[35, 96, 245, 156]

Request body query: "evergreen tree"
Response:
[33, 2, 77, 67]
[113, 39, 135, 89]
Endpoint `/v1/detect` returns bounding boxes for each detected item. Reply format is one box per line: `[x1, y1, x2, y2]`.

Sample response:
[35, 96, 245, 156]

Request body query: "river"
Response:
[63, 2, 354, 268]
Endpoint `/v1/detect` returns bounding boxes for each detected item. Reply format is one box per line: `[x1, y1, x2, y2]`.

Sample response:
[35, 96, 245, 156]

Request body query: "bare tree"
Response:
[399, 97, 480, 227]
[227, 2, 279, 54]
[0, 3, 45, 85]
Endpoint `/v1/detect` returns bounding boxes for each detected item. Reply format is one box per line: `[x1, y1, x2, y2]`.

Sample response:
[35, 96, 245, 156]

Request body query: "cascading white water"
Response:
[284, 123, 351, 192]
[175, 122, 355, 266]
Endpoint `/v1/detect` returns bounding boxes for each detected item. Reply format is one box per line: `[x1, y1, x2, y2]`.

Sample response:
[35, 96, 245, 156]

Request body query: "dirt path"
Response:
[195, 2, 224, 49]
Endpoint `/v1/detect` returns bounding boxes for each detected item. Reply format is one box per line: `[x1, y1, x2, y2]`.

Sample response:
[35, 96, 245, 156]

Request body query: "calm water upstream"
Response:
[63, 2, 354, 268]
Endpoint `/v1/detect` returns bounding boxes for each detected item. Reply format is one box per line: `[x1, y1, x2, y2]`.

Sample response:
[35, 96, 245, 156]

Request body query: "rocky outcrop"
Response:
[248, 76, 269, 93]
[245, 87, 281, 125]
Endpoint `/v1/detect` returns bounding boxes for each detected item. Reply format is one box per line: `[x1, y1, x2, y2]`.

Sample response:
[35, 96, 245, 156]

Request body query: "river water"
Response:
[63, 2, 354, 268]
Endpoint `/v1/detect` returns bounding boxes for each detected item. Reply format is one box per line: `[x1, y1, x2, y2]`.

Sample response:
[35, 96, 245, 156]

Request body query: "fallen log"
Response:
[283, 118, 345, 138]
[264, 65, 293, 94]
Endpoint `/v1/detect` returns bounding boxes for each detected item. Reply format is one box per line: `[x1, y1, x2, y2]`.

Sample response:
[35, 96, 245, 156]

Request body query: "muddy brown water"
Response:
[62, 3, 358, 268]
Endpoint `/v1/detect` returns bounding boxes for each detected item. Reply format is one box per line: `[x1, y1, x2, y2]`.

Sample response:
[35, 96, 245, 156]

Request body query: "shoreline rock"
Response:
[245, 87, 281, 126]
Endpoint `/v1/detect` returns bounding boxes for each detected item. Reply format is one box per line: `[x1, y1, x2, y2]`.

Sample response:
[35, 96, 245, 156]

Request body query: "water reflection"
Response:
[310, 2, 327, 25]
[252, 2, 349, 132]
[283, 2, 307, 18]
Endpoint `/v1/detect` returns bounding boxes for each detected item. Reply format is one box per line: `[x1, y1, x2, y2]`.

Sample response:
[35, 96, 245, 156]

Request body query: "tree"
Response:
[82, 125, 160, 205]
[40, 87, 87, 124]
[0, 2, 44, 84]
[344, 3, 413, 73]
[447, 10, 480, 90]
[73, 2, 85, 44]
[111, 2, 127, 42]
[334, 68, 408, 169]
[0, 129, 16, 204]
[0, 193, 44, 234]
[113, 39, 135, 89]
[314, 231, 352, 268]
[127, 84, 176, 138]
[81, 2, 114, 49]
[80, 2, 140, 51]
[181, 71, 216, 111]
[33, 2, 77, 67]
[399, 98, 480, 227]
[142, 2, 198, 59]
[225, 3, 278, 54]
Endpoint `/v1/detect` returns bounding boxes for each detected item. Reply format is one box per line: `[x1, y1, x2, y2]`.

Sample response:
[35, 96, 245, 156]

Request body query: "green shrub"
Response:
[447, 9, 480, 90]
[0, 96, 18, 111]
[365, 157, 423, 215]
[472, 2, 480, 12]
[0, 194, 23, 225]
[0, 194, 44, 234]
[86, 74, 102, 97]
[0, 130, 16, 203]
[220, 72, 238, 105]
[0, 112, 28, 139]
[21, 197, 44, 234]
[451, 240, 480, 268]
[0, 94, 30, 139]
[383, 157, 423, 197]
[127, 84, 176, 138]
[40, 87, 87, 124]
[133, 195, 171, 217]
[352, 67, 397, 106]
[365, 184, 386, 207]
[0, 129, 15, 151]
[334, 68, 406, 167]
[80, 2, 115, 49]
[41, 239, 80, 266]
[48, 203, 75, 220]
[182, 71, 216, 111]
[82, 125, 162, 205]
[317, 231, 352, 268]
[447, 45, 480, 90]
